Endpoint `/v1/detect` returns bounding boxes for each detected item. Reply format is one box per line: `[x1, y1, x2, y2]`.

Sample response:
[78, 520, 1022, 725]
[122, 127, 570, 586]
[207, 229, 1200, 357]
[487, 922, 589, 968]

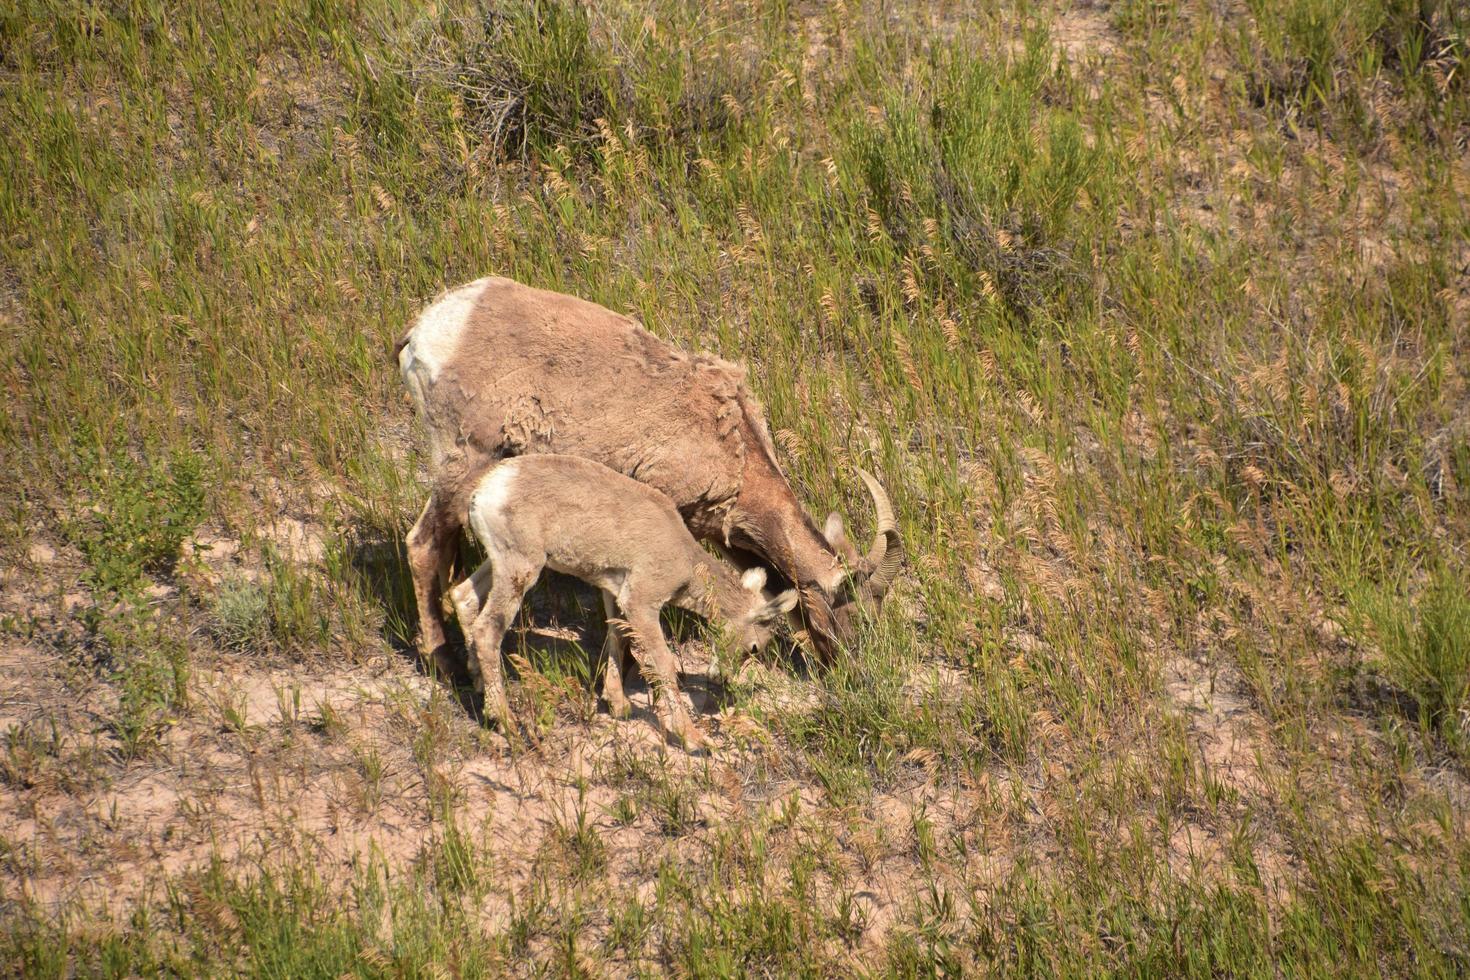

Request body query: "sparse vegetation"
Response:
[2, 0, 1468, 973]
[97, 608, 192, 759]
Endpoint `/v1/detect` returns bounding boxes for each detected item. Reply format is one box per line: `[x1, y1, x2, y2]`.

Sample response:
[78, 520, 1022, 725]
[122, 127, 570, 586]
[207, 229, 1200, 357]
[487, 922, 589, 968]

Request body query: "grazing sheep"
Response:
[397, 275, 901, 684]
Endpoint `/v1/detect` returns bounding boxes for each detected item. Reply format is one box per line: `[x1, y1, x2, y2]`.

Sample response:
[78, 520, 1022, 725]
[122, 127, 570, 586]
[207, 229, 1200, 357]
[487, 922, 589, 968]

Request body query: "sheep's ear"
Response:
[824, 512, 847, 549]
[824, 512, 860, 563]
[740, 567, 768, 593]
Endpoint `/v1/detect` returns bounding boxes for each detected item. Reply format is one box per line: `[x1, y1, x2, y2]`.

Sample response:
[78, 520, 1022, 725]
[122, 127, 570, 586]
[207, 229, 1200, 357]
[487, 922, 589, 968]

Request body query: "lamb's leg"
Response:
[406, 490, 465, 682]
[599, 590, 632, 719]
[464, 557, 539, 732]
[626, 608, 707, 753]
[452, 553, 495, 621]
[449, 559, 495, 693]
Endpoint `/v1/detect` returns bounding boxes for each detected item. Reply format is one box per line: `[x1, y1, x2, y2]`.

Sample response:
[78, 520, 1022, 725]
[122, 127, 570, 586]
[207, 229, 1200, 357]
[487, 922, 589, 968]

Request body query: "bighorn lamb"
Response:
[397, 275, 901, 680]
[451, 455, 798, 750]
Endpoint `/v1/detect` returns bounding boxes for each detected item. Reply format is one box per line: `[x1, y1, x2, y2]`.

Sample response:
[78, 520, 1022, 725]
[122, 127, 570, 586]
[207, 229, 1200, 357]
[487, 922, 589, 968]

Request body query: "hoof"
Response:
[673, 723, 710, 755]
[605, 696, 632, 721]
[422, 643, 472, 687]
[484, 690, 513, 729]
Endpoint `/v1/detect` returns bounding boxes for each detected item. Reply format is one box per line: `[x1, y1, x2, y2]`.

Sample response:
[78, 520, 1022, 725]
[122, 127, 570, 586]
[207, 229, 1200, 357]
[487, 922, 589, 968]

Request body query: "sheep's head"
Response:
[807, 468, 903, 657]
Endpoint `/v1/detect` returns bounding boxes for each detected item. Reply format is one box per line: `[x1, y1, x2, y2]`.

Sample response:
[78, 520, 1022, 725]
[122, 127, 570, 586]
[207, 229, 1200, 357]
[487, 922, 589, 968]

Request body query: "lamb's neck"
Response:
[682, 552, 749, 623]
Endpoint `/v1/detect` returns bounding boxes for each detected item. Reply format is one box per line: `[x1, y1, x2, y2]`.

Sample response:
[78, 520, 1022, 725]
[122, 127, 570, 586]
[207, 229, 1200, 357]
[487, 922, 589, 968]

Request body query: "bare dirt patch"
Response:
[1164, 653, 1271, 799]
[1052, 0, 1120, 61]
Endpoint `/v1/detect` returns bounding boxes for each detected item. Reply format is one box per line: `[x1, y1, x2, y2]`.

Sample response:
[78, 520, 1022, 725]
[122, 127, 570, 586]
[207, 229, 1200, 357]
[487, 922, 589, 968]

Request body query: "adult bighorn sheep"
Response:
[451, 454, 799, 750]
[397, 275, 901, 682]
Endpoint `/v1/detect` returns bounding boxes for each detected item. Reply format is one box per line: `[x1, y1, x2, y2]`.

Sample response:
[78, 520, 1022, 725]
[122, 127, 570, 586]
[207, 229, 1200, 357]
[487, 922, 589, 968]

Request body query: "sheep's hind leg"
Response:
[449, 560, 495, 693]
[599, 590, 632, 720]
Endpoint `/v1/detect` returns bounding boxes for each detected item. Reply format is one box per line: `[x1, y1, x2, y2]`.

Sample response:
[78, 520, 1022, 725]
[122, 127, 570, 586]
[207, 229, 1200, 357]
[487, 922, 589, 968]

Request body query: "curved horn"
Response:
[868, 526, 903, 595]
[855, 468, 902, 596]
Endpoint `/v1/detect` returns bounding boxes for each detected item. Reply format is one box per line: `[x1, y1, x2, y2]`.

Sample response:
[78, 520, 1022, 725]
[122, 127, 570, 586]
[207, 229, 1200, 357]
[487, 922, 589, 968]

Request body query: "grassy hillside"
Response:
[2, 0, 1469, 973]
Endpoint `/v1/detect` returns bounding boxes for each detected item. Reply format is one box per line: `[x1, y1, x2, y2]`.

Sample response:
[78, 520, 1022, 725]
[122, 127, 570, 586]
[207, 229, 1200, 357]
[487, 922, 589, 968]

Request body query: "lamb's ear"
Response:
[740, 567, 768, 593]
[768, 589, 800, 616]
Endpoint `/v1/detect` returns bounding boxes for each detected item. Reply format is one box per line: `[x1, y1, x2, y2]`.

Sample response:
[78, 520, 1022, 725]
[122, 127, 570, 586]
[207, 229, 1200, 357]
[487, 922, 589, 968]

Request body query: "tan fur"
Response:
[449, 456, 797, 751]
[398, 275, 899, 679]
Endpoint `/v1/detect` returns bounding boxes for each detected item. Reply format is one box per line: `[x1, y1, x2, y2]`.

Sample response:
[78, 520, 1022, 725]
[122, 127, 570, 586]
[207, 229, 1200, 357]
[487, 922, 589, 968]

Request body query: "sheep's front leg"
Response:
[599, 590, 632, 720]
[406, 490, 466, 682]
[626, 608, 707, 753]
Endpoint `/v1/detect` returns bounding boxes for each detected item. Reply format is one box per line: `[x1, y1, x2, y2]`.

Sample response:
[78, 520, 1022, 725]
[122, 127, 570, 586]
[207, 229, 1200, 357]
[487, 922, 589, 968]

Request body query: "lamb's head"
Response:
[713, 567, 799, 680]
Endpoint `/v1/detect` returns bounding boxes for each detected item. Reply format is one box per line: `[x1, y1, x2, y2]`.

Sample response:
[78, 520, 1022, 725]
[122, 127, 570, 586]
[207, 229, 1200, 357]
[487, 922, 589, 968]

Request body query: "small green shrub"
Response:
[439, 0, 611, 157]
[430, 818, 482, 897]
[403, 0, 764, 163]
[779, 649, 924, 799]
[1237, 0, 1468, 115]
[261, 553, 333, 651]
[205, 559, 332, 656]
[841, 30, 1111, 320]
[91, 608, 191, 759]
[0, 720, 64, 790]
[547, 782, 606, 880]
[1371, 0, 1468, 86]
[65, 447, 207, 598]
[1243, 0, 1366, 110]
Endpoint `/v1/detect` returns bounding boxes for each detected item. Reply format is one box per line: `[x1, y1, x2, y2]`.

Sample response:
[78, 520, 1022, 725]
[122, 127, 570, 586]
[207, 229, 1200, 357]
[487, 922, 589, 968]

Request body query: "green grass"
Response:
[1351, 563, 1470, 754]
[2, 0, 1469, 973]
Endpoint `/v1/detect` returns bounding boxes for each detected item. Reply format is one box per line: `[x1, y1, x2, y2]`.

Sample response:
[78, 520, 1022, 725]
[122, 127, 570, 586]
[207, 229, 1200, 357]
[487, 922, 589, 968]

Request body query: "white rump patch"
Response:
[467, 462, 520, 543]
[399, 277, 493, 383]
